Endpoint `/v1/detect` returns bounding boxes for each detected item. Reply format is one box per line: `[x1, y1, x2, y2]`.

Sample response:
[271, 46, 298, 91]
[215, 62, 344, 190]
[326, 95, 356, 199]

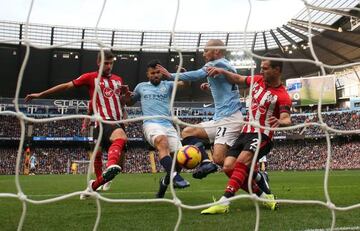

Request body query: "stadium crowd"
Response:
[1, 111, 359, 139]
[0, 116, 21, 138]
[0, 147, 89, 175]
[275, 112, 360, 137]
[0, 139, 359, 175]
[268, 140, 360, 170]
[1, 109, 359, 175]
[0, 116, 207, 138]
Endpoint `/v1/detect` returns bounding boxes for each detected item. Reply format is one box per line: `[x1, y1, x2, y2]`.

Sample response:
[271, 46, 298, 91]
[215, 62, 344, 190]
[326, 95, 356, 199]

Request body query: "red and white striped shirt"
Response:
[243, 75, 292, 139]
[72, 72, 125, 121]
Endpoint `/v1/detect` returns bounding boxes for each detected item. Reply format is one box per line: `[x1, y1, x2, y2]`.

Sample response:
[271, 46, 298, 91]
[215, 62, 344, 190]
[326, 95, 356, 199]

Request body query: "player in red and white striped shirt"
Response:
[201, 53, 292, 214]
[25, 51, 128, 197]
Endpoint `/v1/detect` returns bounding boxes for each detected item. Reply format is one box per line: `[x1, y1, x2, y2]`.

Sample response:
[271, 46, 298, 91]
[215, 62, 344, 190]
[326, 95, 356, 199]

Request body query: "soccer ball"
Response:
[176, 145, 202, 169]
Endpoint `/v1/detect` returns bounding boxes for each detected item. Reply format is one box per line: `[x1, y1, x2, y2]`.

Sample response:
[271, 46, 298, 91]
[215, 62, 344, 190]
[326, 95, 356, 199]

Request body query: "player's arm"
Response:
[121, 105, 128, 120]
[175, 65, 191, 88]
[206, 67, 247, 86]
[268, 112, 291, 128]
[124, 92, 136, 106]
[124, 85, 141, 106]
[25, 81, 75, 102]
[268, 99, 292, 127]
[119, 86, 129, 120]
[157, 64, 207, 82]
[81, 104, 93, 135]
[176, 80, 191, 89]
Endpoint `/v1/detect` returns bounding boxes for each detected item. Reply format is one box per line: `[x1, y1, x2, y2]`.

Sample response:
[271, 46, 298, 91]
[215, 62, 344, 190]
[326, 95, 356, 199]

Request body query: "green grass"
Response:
[1, 171, 360, 231]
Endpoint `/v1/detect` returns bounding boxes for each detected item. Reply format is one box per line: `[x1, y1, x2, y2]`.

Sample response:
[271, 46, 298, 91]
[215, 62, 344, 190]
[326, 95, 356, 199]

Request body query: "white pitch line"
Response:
[302, 226, 360, 231]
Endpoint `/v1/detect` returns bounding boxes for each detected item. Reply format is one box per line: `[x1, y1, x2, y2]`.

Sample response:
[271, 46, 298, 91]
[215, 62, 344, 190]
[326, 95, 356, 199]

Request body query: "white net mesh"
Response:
[0, 0, 360, 230]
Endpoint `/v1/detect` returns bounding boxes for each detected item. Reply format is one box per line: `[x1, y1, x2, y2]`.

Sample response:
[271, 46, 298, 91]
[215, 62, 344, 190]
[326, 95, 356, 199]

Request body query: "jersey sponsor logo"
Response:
[251, 86, 277, 115]
[143, 94, 168, 101]
[251, 101, 266, 114]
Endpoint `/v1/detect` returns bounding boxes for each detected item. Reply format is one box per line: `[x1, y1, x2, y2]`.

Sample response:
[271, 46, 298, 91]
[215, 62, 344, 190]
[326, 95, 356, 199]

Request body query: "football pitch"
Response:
[1, 171, 360, 231]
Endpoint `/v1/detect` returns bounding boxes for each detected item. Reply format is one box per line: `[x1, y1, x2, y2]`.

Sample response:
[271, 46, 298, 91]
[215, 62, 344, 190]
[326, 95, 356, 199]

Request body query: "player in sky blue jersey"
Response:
[126, 60, 190, 198]
[157, 39, 244, 179]
[30, 154, 37, 175]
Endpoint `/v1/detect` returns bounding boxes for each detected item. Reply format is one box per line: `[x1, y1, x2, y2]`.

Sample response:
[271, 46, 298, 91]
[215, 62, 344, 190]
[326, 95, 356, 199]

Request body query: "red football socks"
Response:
[106, 138, 126, 167]
[225, 162, 249, 196]
[94, 150, 103, 179]
[91, 138, 126, 191]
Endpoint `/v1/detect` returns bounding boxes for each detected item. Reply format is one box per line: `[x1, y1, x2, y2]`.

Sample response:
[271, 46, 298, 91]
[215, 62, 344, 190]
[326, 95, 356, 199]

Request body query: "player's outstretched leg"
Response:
[255, 171, 272, 194]
[156, 156, 190, 198]
[94, 150, 109, 191]
[94, 150, 103, 180]
[202, 158, 277, 214]
[257, 157, 271, 194]
[156, 155, 190, 198]
[101, 181, 112, 191]
[91, 137, 126, 191]
[182, 136, 218, 179]
[80, 180, 96, 200]
[224, 155, 273, 196]
[155, 135, 190, 198]
[156, 176, 168, 198]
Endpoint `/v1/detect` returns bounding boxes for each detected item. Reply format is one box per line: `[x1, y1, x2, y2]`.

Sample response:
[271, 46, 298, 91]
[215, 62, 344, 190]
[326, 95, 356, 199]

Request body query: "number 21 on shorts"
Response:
[216, 127, 227, 137]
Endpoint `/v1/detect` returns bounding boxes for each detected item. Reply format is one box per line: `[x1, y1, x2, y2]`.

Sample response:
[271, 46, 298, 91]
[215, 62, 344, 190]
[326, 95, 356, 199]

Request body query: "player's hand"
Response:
[125, 91, 133, 102]
[121, 108, 129, 126]
[156, 64, 171, 78]
[206, 67, 223, 77]
[200, 83, 210, 91]
[120, 85, 129, 94]
[175, 65, 187, 73]
[25, 93, 42, 103]
[268, 116, 280, 128]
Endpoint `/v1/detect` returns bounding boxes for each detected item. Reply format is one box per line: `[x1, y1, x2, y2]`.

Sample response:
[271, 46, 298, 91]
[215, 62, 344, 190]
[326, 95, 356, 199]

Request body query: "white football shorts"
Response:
[200, 110, 244, 146]
[143, 123, 182, 153]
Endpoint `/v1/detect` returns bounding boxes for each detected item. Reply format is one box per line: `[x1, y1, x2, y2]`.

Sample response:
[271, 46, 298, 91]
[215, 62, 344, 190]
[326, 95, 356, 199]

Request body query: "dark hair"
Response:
[263, 53, 283, 72]
[147, 59, 161, 69]
[97, 50, 115, 61]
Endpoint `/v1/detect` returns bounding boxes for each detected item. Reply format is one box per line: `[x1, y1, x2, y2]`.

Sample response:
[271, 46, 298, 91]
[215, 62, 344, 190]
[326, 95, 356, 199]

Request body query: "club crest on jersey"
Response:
[103, 87, 114, 98]
[159, 86, 167, 93]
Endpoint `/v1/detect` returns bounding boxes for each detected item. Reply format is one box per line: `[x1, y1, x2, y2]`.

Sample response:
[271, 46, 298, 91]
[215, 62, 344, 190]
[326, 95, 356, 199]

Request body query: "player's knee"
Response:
[155, 135, 169, 150]
[110, 128, 127, 142]
[181, 126, 195, 138]
[223, 157, 236, 173]
[119, 131, 128, 141]
[223, 164, 233, 175]
[212, 154, 224, 166]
